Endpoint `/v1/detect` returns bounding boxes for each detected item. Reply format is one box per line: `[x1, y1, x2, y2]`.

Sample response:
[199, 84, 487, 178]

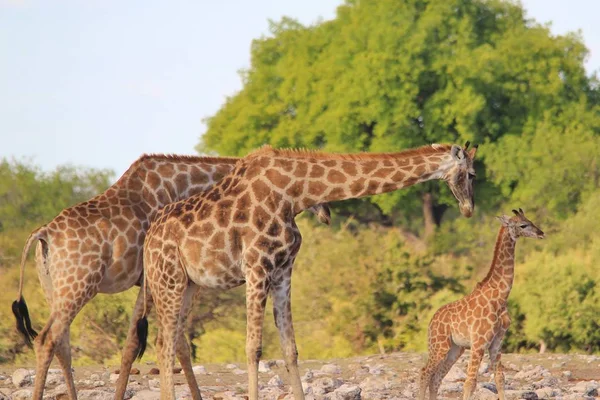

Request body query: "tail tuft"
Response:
[12, 297, 38, 348]
[135, 316, 149, 361]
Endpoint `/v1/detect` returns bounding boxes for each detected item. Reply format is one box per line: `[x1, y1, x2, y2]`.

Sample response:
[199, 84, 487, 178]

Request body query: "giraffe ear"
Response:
[496, 215, 511, 226]
[468, 144, 478, 159]
[450, 145, 465, 162]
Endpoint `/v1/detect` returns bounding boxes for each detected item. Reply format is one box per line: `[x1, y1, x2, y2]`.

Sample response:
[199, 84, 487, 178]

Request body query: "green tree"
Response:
[199, 0, 598, 235]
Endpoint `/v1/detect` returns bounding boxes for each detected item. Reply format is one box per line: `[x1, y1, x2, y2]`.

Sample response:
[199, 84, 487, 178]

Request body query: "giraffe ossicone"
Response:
[418, 208, 544, 400]
[138, 142, 478, 400]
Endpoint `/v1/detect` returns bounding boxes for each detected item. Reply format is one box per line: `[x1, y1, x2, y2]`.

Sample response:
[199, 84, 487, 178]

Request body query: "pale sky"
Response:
[1, 0, 599, 177]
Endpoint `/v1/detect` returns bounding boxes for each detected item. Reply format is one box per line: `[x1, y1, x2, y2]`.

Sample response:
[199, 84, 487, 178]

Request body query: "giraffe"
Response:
[136, 142, 479, 400]
[11, 153, 331, 400]
[418, 208, 545, 400]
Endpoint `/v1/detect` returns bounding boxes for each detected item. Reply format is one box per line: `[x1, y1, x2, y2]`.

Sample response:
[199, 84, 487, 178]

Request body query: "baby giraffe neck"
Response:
[479, 226, 517, 301]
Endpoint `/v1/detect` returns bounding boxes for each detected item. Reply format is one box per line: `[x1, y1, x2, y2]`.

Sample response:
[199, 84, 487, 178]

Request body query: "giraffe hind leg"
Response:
[272, 265, 304, 400]
[430, 343, 465, 398]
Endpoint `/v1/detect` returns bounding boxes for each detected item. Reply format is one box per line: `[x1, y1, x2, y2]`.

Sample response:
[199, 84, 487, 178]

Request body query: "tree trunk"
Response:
[539, 339, 547, 354]
[422, 192, 436, 240]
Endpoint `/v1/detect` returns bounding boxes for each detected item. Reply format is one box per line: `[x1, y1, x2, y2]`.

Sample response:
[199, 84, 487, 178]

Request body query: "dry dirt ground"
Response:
[1, 352, 599, 399]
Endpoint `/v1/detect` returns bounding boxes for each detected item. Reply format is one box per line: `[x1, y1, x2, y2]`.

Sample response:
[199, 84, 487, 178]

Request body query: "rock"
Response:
[12, 368, 33, 388]
[148, 379, 160, 390]
[11, 389, 32, 400]
[268, 374, 283, 387]
[443, 366, 466, 382]
[231, 368, 246, 375]
[130, 390, 160, 400]
[587, 388, 599, 397]
[77, 390, 114, 400]
[472, 387, 497, 400]
[258, 360, 272, 373]
[533, 376, 558, 389]
[148, 368, 160, 375]
[439, 382, 463, 393]
[504, 390, 539, 400]
[130, 368, 140, 375]
[12, 369, 32, 388]
[108, 374, 119, 383]
[311, 377, 343, 395]
[46, 373, 65, 386]
[514, 365, 549, 380]
[89, 374, 100, 381]
[93, 381, 105, 388]
[192, 365, 207, 375]
[330, 384, 361, 400]
[479, 362, 490, 374]
[366, 364, 384, 375]
[225, 364, 237, 369]
[562, 370, 572, 379]
[535, 387, 559, 398]
[358, 376, 391, 392]
[320, 364, 342, 375]
[302, 370, 314, 382]
[573, 380, 600, 393]
[481, 382, 498, 394]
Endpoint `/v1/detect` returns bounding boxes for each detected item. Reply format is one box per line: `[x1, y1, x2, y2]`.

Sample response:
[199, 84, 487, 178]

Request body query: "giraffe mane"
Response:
[245, 143, 454, 161]
[135, 153, 239, 164]
[111, 153, 240, 187]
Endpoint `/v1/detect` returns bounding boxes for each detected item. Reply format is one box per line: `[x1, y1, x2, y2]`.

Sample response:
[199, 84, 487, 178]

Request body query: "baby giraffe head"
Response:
[497, 208, 545, 240]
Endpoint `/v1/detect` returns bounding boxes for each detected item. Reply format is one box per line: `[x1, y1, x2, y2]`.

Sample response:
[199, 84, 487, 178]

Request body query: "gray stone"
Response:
[192, 365, 207, 375]
[130, 390, 160, 400]
[312, 377, 343, 395]
[258, 360, 272, 373]
[535, 387, 559, 399]
[443, 366, 466, 382]
[148, 379, 160, 390]
[12, 369, 32, 388]
[268, 375, 283, 387]
[514, 365, 549, 380]
[321, 364, 342, 375]
[76, 390, 113, 400]
[472, 387, 497, 400]
[330, 384, 361, 400]
[11, 389, 32, 400]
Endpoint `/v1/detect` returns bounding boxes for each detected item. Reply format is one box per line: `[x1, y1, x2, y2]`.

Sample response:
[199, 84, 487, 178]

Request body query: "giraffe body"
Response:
[12, 153, 330, 400]
[418, 209, 544, 400]
[140, 143, 478, 400]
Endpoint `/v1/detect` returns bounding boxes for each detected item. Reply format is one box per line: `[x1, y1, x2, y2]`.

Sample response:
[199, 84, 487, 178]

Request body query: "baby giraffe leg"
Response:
[462, 346, 485, 400]
[418, 337, 452, 400]
[489, 332, 507, 400]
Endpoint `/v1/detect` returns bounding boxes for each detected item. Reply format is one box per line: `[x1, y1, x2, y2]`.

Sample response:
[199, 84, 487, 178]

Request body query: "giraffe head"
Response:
[497, 208, 545, 240]
[444, 141, 478, 218]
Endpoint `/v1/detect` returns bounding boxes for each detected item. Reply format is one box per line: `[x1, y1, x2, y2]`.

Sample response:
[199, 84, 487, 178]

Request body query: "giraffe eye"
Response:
[519, 224, 528, 228]
[468, 173, 476, 180]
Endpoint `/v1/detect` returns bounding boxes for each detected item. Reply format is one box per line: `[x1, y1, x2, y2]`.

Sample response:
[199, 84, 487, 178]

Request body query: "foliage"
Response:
[199, 0, 599, 230]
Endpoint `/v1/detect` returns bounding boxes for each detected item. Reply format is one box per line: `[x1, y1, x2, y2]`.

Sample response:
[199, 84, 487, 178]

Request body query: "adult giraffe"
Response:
[138, 142, 478, 400]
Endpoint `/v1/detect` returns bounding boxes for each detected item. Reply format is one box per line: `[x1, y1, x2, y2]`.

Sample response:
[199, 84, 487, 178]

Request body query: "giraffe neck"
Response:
[479, 226, 516, 301]
[112, 155, 239, 220]
[276, 149, 455, 213]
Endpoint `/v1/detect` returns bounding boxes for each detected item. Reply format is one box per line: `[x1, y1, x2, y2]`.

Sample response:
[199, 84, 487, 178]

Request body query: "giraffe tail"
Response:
[134, 263, 149, 361]
[12, 226, 46, 348]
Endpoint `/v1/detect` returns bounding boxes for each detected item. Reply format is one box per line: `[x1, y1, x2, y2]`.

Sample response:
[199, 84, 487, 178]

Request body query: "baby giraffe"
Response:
[418, 208, 544, 400]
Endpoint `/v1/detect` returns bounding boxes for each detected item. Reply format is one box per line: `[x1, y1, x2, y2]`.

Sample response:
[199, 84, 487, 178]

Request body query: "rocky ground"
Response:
[1, 352, 599, 399]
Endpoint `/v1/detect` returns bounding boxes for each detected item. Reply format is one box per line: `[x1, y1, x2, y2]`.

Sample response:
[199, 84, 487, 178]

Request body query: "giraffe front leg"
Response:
[245, 265, 270, 400]
[462, 346, 485, 400]
[115, 286, 155, 400]
[272, 266, 304, 400]
[489, 330, 508, 400]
